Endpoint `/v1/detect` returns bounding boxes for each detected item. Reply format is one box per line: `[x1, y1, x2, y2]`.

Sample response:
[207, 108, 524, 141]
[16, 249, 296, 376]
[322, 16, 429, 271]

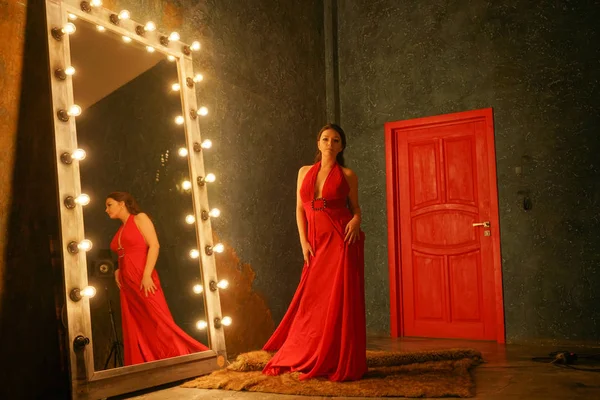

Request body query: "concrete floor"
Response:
[117, 336, 600, 399]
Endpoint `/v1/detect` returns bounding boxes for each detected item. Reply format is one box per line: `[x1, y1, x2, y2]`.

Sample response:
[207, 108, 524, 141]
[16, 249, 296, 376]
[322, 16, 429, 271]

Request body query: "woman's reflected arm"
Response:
[135, 212, 160, 296]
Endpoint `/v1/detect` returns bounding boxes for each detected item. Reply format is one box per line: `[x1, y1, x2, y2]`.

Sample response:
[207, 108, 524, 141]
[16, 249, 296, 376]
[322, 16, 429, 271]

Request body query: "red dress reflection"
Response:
[262, 161, 367, 381]
[111, 214, 208, 365]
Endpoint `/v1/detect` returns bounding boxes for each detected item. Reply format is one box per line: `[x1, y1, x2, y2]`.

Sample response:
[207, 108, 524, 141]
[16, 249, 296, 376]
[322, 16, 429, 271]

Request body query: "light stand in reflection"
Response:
[103, 284, 124, 369]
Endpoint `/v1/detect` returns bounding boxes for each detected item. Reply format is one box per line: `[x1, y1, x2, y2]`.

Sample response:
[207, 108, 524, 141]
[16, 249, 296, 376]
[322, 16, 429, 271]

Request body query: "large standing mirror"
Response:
[45, 1, 228, 398]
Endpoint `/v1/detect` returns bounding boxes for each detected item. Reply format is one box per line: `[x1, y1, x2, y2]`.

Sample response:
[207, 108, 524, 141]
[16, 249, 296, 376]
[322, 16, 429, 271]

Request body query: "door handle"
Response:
[472, 221, 490, 228]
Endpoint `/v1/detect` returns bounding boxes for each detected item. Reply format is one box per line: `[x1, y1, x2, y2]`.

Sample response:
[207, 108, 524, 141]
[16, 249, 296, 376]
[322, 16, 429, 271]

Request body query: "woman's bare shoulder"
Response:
[298, 165, 312, 176]
[341, 167, 357, 179]
[134, 212, 151, 223]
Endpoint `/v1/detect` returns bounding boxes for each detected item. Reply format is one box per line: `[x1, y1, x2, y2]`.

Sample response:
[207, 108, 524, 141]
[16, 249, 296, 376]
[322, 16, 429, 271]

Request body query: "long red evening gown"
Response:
[262, 161, 367, 381]
[111, 214, 208, 365]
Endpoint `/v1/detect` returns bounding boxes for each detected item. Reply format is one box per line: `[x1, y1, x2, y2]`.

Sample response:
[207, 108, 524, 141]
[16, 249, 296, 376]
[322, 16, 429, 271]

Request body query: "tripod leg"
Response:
[104, 344, 116, 370]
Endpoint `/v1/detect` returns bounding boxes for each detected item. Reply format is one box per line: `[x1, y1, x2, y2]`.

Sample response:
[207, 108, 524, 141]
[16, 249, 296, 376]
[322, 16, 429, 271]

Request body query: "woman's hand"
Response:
[344, 217, 361, 244]
[115, 269, 122, 289]
[301, 241, 314, 267]
[140, 274, 157, 297]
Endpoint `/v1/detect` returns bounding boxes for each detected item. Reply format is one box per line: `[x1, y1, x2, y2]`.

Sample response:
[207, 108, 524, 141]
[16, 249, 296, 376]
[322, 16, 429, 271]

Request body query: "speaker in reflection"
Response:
[92, 249, 116, 278]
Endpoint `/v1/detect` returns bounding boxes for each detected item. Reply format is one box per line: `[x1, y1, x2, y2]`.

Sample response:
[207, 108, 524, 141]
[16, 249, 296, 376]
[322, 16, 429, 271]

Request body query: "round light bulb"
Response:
[96, 25, 106, 32]
[146, 46, 155, 53]
[197, 106, 208, 116]
[67, 105, 82, 116]
[168, 31, 180, 41]
[90, 0, 102, 7]
[190, 41, 201, 51]
[65, 66, 76, 76]
[78, 239, 93, 251]
[185, 215, 195, 224]
[196, 320, 207, 330]
[167, 55, 176, 61]
[175, 116, 185, 125]
[71, 148, 86, 161]
[182, 180, 192, 190]
[178, 147, 188, 157]
[192, 284, 203, 294]
[213, 243, 224, 253]
[74, 194, 90, 206]
[209, 208, 221, 218]
[63, 23, 76, 35]
[122, 36, 132, 43]
[217, 279, 229, 289]
[68, 13, 77, 21]
[80, 286, 96, 298]
[189, 249, 199, 259]
[193, 74, 204, 83]
[201, 139, 212, 149]
[222, 316, 232, 326]
[205, 173, 216, 183]
[118, 10, 130, 20]
[171, 83, 180, 91]
[144, 21, 156, 32]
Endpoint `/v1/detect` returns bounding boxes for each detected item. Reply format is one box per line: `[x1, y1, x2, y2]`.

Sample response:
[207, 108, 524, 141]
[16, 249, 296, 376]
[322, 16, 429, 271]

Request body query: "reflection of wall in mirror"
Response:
[74, 59, 209, 370]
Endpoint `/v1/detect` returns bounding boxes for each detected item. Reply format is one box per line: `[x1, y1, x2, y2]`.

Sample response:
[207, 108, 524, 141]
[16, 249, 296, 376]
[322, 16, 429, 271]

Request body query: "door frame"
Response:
[384, 108, 505, 343]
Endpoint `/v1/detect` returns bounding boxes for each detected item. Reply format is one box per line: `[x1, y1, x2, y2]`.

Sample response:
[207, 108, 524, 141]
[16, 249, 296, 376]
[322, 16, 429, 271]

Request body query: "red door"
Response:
[385, 108, 505, 342]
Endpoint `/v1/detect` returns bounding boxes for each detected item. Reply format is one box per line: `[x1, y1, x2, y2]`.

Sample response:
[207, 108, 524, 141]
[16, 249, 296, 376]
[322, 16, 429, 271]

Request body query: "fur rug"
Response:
[182, 348, 483, 398]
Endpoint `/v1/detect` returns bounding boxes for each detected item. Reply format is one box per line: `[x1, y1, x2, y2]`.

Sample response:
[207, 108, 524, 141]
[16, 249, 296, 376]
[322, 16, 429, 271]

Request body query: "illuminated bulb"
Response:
[68, 13, 77, 21]
[96, 25, 106, 32]
[167, 55, 176, 61]
[171, 83, 180, 91]
[190, 41, 201, 51]
[63, 23, 76, 35]
[189, 249, 200, 259]
[217, 279, 229, 289]
[74, 194, 90, 206]
[222, 316, 232, 326]
[90, 0, 102, 6]
[122, 36, 132, 43]
[175, 116, 185, 125]
[197, 106, 208, 116]
[144, 21, 156, 32]
[182, 180, 192, 190]
[213, 243, 224, 253]
[193, 284, 203, 294]
[168, 32, 180, 41]
[80, 286, 96, 298]
[208, 208, 221, 218]
[193, 74, 204, 83]
[196, 320, 207, 330]
[68, 105, 82, 116]
[201, 139, 212, 149]
[65, 66, 76, 76]
[185, 215, 195, 224]
[146, 46, 155, 53]
[78, 239, 93, 251]
[178, 147, 188, 157]
[205, 173, 216, 183]
[71, 148, 87, 161]
[118, 10, 130, 20]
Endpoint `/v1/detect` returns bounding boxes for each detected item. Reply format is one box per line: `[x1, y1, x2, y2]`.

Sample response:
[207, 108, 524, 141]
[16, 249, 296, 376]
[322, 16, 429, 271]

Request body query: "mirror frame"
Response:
[44, 1, 227, 399]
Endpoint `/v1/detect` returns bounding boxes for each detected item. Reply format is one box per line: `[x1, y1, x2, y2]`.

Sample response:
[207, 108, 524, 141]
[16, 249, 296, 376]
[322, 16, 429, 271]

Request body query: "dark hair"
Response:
[314, 123, 347, 167]
[106, 192, 142, 215]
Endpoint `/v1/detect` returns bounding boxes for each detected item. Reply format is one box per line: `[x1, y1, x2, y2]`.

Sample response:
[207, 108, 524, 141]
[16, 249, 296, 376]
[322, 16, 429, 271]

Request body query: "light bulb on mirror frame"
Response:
[178, 147, 188, 157]
[201, 207, 221, 220]
[57, 104, 81, 121]
[190, 41, 201, 51]
[110, 9, 130, 25]
[175, 116, 185, 125]
[144, 21, 156, 31]
[146, 46, 155, 53]
[60, 148, 86, 165]
[192, 284, 203, 294]
[67, 239, 93, 254]
[167, 55, 176, 62]
[68, 13, 77, 21]
[51, 23, 76, 41]
[202, 139, 212, 149]
[70, 285, 96, 302]
[122, 36, 132, 43]
[214, 316, 232, 329]
[193, 74, 204, 83]
[168, 32, 180, 41]
[64, 193, 91, 209]
[96, 25, 106, 32]
[205, 243, 224, 256]
[189, 249, 200, 259]
[196, 320, 207, 330]
[90, 0, 103, 6]
[197, 173, 216, 186]
[54, 66, 76, 81]
[222, 316, 232, 326]
[209, 279, 229, 291]
[181, 180, 192, 190]
[185, 214, 196, 224]
[197, 106, 208, 116]
[171, 83, 180, 91]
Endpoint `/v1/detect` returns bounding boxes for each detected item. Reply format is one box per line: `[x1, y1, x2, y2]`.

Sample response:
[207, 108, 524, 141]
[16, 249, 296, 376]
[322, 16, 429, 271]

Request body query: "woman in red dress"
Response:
[106, 192, 209, 365]
[262, 124, 367, 381]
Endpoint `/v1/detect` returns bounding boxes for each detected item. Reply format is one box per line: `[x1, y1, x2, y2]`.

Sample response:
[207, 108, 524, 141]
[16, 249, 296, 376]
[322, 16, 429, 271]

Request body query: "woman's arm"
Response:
[296, 166, 314, 265]
[343, 168, 362, 243]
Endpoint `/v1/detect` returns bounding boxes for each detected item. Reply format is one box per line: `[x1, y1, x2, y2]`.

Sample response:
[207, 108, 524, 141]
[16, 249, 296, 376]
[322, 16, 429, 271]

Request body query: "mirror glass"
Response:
[69, 17, 210, 371]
